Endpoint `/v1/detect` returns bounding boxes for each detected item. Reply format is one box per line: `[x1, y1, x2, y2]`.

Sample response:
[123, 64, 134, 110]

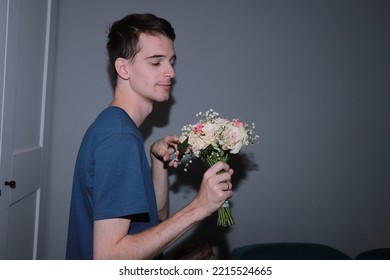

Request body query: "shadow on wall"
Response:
[141, 97, 176, 140]
[170, 152, 259, 194]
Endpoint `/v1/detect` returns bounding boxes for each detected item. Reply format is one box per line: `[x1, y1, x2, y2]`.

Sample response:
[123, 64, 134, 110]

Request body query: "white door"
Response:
[0, 0, 53, 259]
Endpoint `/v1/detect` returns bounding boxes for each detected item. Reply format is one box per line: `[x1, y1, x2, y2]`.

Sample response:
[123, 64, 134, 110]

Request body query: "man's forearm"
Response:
[151, 155, 169, 220]
[94, 200, 205, 260]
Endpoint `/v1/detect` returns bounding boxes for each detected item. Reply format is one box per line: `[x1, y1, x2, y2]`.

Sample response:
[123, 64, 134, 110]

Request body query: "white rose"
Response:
[188, 132, 207, 157]
[221, 124, 248, 154]
[201, 122, 220, 146]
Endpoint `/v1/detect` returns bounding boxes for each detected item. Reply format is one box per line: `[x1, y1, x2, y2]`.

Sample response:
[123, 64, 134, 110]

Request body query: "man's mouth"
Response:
[158, 82, 172, 88]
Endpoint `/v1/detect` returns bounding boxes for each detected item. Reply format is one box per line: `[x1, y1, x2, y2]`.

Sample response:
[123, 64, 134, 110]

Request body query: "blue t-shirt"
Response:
[66, 107, 159, 260]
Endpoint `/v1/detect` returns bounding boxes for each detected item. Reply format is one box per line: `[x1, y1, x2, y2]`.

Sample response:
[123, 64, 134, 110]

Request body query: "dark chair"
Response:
[355, 248, 390, 260]
[230, 242, 352, 260]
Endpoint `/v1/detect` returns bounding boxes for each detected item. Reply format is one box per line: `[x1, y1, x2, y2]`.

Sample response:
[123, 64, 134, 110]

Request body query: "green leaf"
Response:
[177, 137, 189, 155]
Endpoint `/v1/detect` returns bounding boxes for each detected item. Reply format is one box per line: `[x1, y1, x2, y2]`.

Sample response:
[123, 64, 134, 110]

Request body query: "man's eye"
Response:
[150, 60, 161, 66]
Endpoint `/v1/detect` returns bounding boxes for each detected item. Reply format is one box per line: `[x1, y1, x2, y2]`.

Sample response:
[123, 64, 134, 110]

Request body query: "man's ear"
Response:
[114, 58, 130, 80]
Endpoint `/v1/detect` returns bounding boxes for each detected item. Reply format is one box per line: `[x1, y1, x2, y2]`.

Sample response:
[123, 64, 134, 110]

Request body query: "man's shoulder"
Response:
[92, 107, 136, 131]
[83, 107, 140, 144]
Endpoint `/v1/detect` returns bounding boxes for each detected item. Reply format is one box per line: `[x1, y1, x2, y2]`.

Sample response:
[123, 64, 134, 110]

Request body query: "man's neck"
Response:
[110, 87, 153, 127]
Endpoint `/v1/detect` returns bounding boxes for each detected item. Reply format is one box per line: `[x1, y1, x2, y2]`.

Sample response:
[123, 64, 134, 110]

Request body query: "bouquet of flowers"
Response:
[177, 109, 259, 227]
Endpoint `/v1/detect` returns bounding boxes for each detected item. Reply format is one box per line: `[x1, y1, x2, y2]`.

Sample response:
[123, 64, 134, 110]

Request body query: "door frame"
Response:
[36, 0, 57, 259]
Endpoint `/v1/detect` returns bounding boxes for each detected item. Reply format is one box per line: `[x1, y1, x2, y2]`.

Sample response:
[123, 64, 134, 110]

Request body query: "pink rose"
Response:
[232, 120, 246, 127]
[193, 123, 204, 134]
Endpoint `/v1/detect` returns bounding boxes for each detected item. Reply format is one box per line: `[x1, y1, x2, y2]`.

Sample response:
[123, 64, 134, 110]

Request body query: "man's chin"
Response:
[156, 95, 170, 103]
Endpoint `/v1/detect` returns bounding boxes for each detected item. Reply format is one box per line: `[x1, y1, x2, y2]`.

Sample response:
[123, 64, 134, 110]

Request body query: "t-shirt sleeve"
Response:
[92, 133, 148, 220]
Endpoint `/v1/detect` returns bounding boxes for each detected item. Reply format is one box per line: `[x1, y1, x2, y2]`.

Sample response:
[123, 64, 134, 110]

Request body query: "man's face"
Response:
[127, 33, 176, 103]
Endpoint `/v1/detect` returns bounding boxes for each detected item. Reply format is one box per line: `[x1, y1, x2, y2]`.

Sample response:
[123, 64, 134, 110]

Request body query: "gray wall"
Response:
[44, 0, 390, 259]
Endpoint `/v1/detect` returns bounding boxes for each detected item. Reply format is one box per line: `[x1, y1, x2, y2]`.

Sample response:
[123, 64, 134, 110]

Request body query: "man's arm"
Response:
[150, 135, 179, 221]
[150, 151, 169, 221]
[93, 161, 233, 260]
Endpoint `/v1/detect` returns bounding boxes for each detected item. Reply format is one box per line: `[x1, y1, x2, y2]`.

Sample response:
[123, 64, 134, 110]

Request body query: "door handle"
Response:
[4, 180, 16, 189]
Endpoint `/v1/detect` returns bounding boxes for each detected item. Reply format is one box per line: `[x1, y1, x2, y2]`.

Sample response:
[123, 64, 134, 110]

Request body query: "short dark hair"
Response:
[106, 13, 176, 71]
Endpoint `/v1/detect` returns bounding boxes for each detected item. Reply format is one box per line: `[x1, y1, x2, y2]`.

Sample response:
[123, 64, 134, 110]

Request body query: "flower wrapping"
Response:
[177, 109, 259, 227]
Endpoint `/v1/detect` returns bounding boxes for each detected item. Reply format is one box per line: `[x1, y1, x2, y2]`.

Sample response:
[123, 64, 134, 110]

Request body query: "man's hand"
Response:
[193, 162, 234, 217]
[150, 134, 180, 167]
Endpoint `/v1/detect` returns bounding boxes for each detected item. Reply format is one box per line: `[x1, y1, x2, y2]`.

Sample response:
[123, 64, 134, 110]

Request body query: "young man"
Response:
[66, 13, 234, 260]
